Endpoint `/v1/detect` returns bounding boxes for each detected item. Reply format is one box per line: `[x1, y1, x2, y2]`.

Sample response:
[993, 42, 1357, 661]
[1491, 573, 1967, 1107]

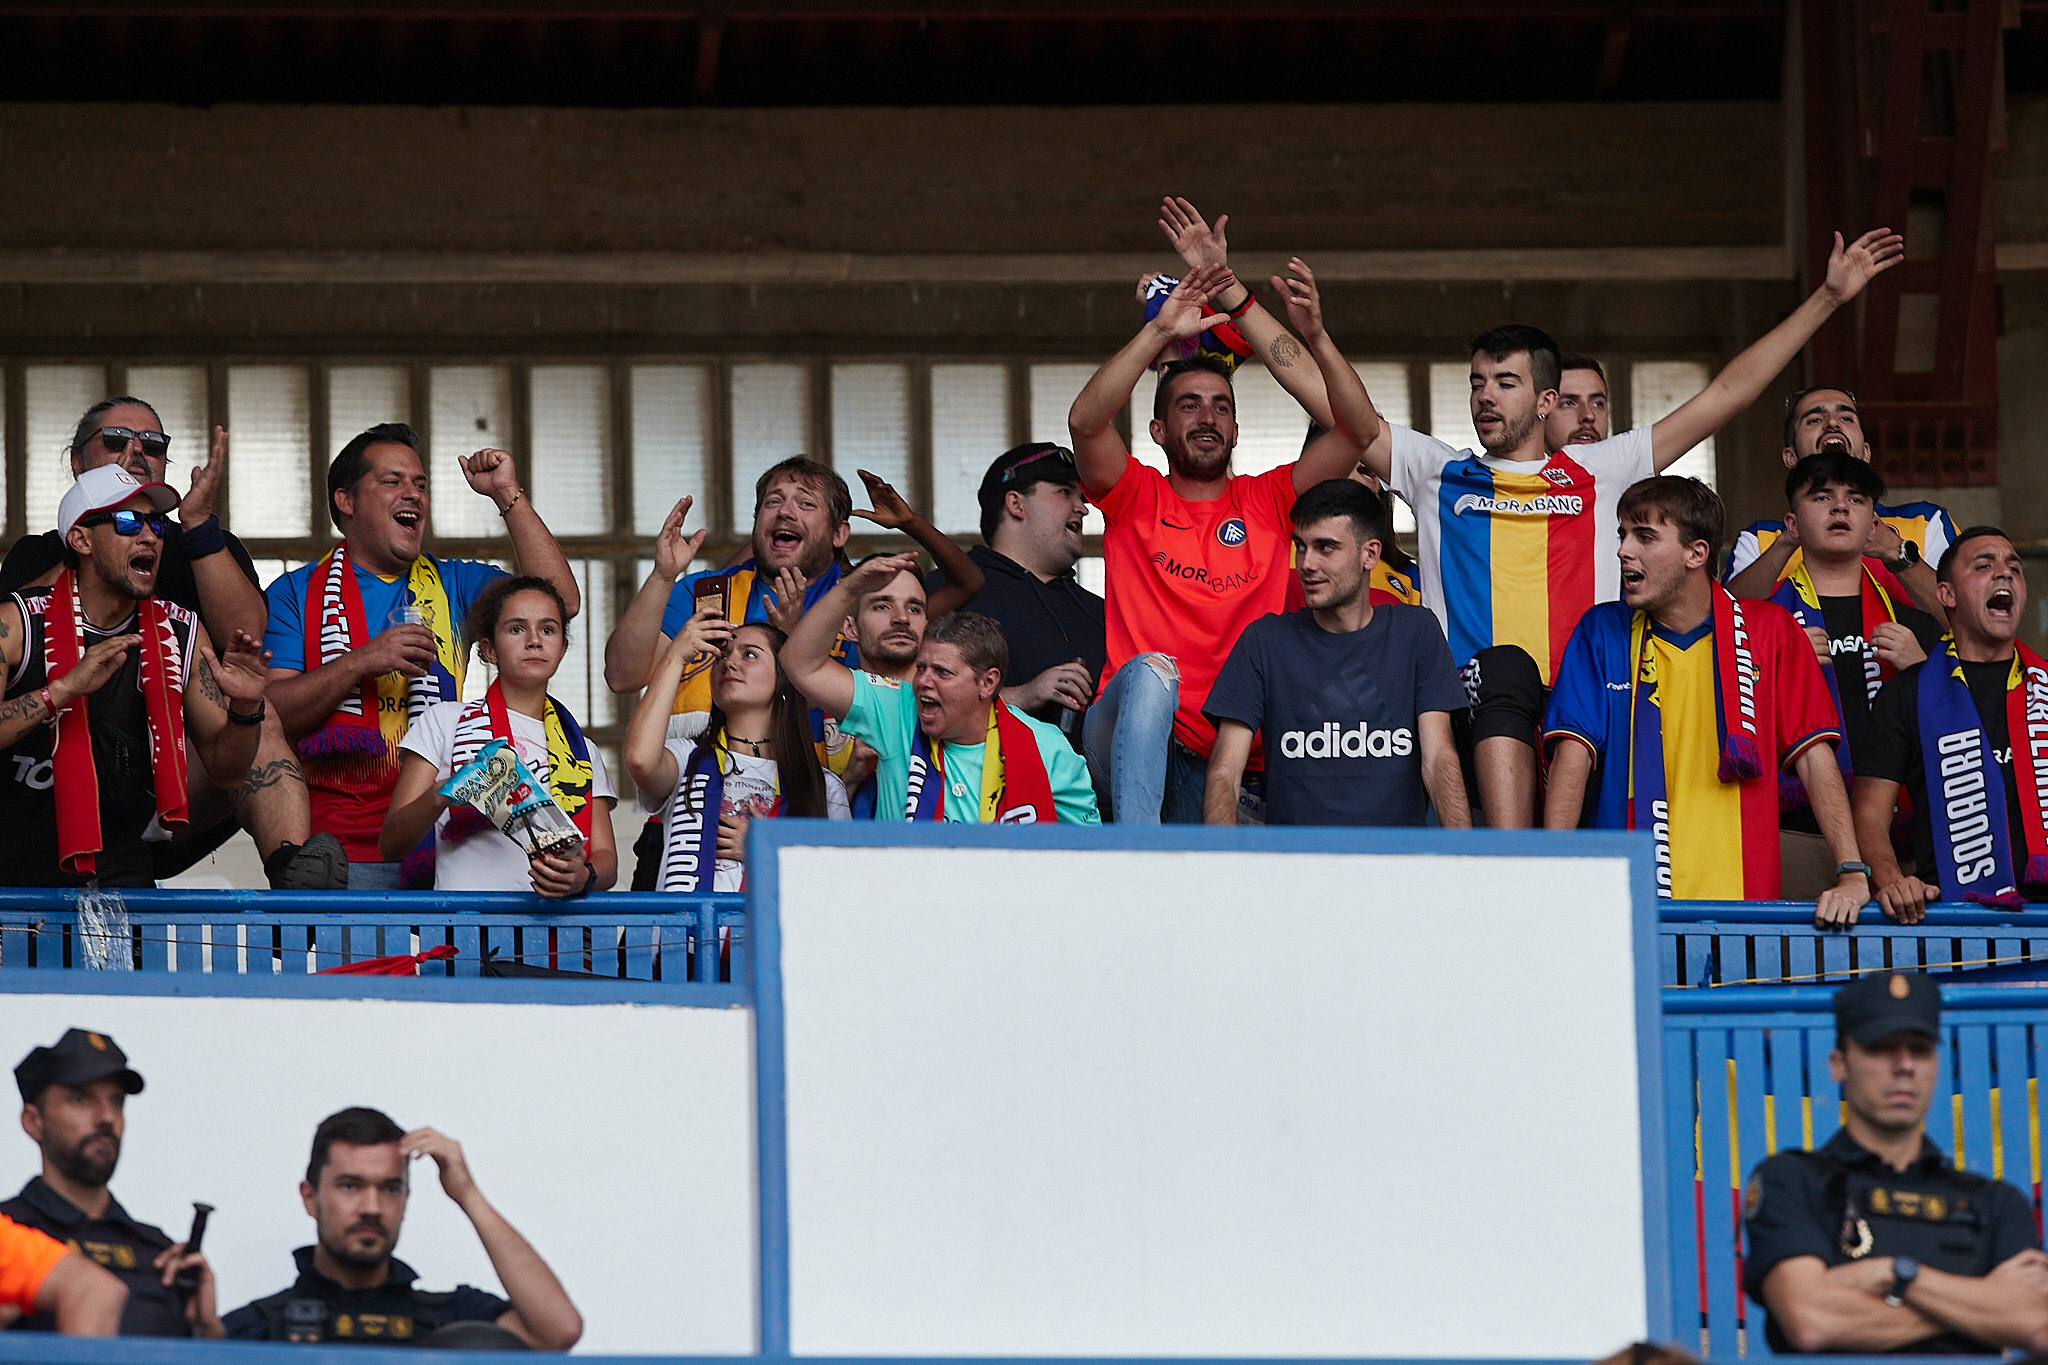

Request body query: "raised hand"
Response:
[1147, 264, 1238, 343]
[763, 566, 810, 636]
[852, 470, 916, 531]
[842, 552, 920, 599]
[1158, 197, 1229, 273]
[203, 631, 272, 706]
[51, 634, 141, 707]
[401, 1126, 479, 1202]
[667, 604, 737, 664]
[1823, 228, 1906, 306]
[1270, 257, 1326, 342]
[181, 426, 227, 526]
[1865, 518, 1905, 565]
[653, 496, 709, 582]
[458, 448, 522, 507]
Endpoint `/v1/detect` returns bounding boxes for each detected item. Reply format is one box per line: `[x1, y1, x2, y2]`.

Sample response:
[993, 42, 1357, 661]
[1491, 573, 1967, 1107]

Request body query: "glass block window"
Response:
[1631, 360, 1717, 488]
[630, 364, 710, 537]
[529, 365, 613, 538]
[429, 365, 513, 539]
[227, 365, 313, 537]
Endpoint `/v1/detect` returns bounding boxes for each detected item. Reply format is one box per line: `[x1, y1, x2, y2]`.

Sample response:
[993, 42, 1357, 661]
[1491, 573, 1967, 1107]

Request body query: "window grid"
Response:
[0, 350, 1722, 748]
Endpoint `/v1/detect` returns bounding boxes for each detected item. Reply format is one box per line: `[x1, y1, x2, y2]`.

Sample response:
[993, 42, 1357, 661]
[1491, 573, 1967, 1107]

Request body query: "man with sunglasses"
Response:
[1723, 386, 1955, 623]
[0, 466, 273, 888]
[946, 443, 1104, 736]
[0, 397, 342, 890]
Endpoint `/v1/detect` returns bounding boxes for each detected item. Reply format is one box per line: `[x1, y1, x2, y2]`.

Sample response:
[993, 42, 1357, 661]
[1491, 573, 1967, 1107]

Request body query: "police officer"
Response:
[224, 1107, 582, 1349]
[1743, 972, 2048, 1353]
[3, 1029, 220, 1337]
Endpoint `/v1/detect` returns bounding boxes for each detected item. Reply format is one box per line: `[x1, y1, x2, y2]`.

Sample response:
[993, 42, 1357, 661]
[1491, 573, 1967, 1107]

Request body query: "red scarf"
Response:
[1708, 583, 1765, 783]
[47, 569, 189, 877]
[906, 701, 1059, 823]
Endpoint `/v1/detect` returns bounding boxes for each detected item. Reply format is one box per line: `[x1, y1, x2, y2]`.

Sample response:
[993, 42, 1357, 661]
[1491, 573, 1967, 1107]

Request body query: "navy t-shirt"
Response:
[1204, 604, 1466, 826]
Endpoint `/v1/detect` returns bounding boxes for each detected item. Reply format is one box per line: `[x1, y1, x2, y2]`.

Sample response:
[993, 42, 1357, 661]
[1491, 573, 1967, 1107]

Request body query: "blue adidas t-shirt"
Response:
[1203, 604, 1465, 827]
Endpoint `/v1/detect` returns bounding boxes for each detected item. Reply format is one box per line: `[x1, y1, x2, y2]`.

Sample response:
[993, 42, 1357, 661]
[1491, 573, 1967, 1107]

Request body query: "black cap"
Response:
[977, 443, 1081, 515]
[15, 1029, 145, 1104]
[1833, 972, 1942, 1047]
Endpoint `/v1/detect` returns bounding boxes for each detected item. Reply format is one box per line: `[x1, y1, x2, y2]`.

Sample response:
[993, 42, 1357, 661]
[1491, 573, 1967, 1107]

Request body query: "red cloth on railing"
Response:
[317, 945, 458, 976]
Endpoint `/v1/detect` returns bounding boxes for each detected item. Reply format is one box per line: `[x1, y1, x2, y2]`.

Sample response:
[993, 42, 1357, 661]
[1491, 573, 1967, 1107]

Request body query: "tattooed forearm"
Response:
[194, 655, 225, 707]
[1269, 335, 1303, 369]
[231, 756, 306, 812]
[0, 692, 45, 731]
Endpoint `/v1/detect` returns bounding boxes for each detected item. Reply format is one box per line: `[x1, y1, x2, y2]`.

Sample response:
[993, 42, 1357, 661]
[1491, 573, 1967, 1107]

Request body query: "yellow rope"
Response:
[1673, 950, 2043, 989]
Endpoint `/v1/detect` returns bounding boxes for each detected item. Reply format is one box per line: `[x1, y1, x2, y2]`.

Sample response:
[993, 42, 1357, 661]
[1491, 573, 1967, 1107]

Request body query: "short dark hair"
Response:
[328, 423, 422, 533]
[69, 396, 163, 469]
[1290, 478, 1387, 547]
[307, 1106, 405, 1187]
[1617, 475, 1724, 555]
[1936, 525, 2015, 583]
[1469, 325, 1563, 395]
[466, 575, 572, 649]
[1785, 451, 1885, 507]
[1781, 385, 1859, 447]
[923, 611, 1008, 679]
[754, 456, 851, 529]
[1152, 355, 1236, 422]
[1557, 352, 1605, 383]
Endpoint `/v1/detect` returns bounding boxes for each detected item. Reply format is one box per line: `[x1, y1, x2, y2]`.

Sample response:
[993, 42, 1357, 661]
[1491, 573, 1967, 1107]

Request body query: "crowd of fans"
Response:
[0, 195, 2037, 917]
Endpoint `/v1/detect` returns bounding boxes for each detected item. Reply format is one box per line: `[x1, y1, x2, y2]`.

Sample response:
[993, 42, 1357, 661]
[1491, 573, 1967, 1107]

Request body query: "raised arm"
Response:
[1068, 264, 1238, 498]
[1158, 198, 1395, 482]
[403, 1129, 582, 1353]
[850, 470, 985, 616]
[460, 448, 581, 618]
[178, 427, 269, 647]
[604, 496, 709, 694]
[1726, 525, 1801, 599]
[1650, 229, 1905, 472]
[182, 626, 270, 788]
[1272, 258, 1376, 492]
[624, 616, 735, 801]
[783, 554, 916, 721]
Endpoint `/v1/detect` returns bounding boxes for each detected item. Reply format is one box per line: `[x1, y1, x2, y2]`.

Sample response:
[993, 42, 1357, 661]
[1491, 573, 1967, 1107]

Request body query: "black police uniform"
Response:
[0, 1177, 187, 1336]
[1743, 1127, 2040, 1353]
[223, 1246, 510, 1346]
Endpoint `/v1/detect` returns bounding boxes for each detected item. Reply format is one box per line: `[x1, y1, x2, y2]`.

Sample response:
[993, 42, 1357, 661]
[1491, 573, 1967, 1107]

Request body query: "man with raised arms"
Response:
[1157, 196, 1902, 827]
[1067, 256, 1372, 823]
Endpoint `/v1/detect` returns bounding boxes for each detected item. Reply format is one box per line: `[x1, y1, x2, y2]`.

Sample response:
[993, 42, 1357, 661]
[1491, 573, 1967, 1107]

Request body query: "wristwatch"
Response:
[1885, 1254, 1920, 1307]
[1836, 861, 1872, 880]
[1891, 540, 1920, 570]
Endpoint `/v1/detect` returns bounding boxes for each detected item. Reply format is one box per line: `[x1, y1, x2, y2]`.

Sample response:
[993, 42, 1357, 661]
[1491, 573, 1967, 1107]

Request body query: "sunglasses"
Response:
[91, 427, 172, 459]
[1000, 445, 1077, 485]
[78, 509, 171, 538]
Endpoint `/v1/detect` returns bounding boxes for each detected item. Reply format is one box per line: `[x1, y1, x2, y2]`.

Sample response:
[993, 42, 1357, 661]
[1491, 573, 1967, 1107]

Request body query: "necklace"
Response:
[727, 732, 770, 752]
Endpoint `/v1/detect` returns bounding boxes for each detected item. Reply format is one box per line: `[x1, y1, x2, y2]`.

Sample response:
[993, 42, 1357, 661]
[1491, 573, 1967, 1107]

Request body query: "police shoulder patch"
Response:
[1744, 1174, 1764, 1220]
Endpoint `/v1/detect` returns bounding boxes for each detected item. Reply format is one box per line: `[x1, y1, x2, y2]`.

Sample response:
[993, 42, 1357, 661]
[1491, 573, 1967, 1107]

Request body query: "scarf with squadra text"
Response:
[1914, 636, 2048, 907]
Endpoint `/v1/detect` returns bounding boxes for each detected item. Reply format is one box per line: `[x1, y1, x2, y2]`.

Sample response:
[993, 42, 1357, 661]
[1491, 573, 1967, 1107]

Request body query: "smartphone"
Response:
[692, 576, 731, 623]
[172, 1203, 213, 1295]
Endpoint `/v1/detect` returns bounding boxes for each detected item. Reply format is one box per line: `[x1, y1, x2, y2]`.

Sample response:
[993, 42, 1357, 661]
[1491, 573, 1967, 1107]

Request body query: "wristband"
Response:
[225, 699, 267, 727]
[179, 514, 227, 559]
[574, 858, 597, 898]
[497, 490, 526, 517]
[37, 687, 62, 725]
[1223, 292, 1256, 320]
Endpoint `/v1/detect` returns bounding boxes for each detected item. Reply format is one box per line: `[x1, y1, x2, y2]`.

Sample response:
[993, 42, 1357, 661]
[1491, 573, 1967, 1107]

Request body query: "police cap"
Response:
[1833, 971, 1941, 1047]
[15, 1029, 145, 1104]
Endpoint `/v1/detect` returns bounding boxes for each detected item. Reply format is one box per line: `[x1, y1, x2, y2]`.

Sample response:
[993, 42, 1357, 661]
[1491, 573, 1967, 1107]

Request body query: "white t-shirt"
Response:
[1386, 424, 1655, 681]
[400, 699, 617, 893]
[656, 728, 850, 892]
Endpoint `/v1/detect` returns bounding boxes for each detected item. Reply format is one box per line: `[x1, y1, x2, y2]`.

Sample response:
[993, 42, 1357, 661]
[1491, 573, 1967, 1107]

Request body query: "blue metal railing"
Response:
[1660, 901, 2048, 989]
[0, 889, 748, 985]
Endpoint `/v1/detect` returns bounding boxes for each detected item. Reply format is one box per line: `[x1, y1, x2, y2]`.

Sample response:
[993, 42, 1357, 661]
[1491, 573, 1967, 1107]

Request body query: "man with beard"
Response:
[225, 1107, 581, 1349]
[3, 1030, 221, 1337]
[0, 397, 342, 889]
[1068, 259, 1373, 822]
[263, 424, 580, 888]
[0, 467, 274, 887]
[1156, 195, 1903, 828]
[1724, 387, 1955, 622]
[950, 443, 1103, 735]
[1852, 530, 2048, 918]
[1541, 476, 1866, 920]
[1544, 353, 1611, 451]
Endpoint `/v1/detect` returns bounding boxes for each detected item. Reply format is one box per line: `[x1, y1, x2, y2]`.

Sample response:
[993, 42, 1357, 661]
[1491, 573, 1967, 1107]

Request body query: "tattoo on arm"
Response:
[232, 756, 306, 812]
[0, 694, 41, 729]
[193, 655, 225, 708]
[1269, 335, 1303, 369]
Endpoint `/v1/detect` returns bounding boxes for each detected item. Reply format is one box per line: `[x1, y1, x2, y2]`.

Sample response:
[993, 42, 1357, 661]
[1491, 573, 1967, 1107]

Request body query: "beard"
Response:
[91, 551, 153, 602]
[50, 1129, 119, 1189]
[321, 1222, 395, 1272]
[1163, 430, 1232, 481]
[1479, 405, 1541, 454]
[862, 634, 920, 669]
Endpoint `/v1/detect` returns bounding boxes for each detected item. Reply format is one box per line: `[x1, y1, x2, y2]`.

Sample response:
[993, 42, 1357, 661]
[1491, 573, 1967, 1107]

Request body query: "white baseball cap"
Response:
[57, 465, 180, 539]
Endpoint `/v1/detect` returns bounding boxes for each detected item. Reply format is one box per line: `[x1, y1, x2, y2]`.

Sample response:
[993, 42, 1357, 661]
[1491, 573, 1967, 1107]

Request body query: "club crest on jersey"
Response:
[1541, 466, 1576, 486]
[1216, 518, 1248, 548]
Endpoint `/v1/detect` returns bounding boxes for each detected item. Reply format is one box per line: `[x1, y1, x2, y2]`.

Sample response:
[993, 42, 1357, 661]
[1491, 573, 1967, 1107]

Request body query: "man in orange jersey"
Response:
[1068, 259, 1372, 822]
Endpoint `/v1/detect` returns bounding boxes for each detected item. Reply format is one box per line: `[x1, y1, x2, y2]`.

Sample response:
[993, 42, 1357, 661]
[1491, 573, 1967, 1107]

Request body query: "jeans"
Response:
[347, 860, 403, 891]
[1083, 653, 1205, 824]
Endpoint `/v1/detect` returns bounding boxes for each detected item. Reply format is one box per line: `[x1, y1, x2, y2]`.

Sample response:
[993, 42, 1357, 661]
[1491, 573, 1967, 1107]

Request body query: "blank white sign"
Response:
[774, 845, 1651, 1357]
